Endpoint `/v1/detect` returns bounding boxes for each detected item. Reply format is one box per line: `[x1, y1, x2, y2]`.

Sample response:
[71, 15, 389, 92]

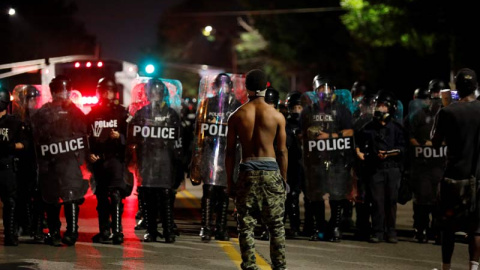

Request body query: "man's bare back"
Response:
[225, 94, 288, 192]
[230, 98, 285, 159]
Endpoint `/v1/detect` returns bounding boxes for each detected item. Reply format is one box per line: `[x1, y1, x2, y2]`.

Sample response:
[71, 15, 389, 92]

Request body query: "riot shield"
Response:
[404, 106, 446, 205]
[301, 90, 354, 201]
[127, 78, 183, 189]
[190, 73, 247, 186]
[31, 100, 89, 204]
[394, 100, 404, 122]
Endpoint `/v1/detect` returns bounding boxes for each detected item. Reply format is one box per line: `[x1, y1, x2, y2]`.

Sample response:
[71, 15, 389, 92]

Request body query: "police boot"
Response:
[135, 188, 147, 230]
[341, 201, 354, 232]
[3, 199, 18, 246]
[62, 203, 79, 246]
[161, 189, 176, 243]
[32, 211, 45, 243]
[413, 204, 428, 243]
[286, 191, 301, 238]
[302, 197, 315, 237]
[45, 204, 62, 247]
[110, 190, 124, 245]
[354, 202, 371, 241]
[170, 191, 180, 236]
[143, 189, 160, 242]
[18, 199, 33, 237]
[92, 196, 111, 243]
[309, 201, 326, 241]
[200, 185, 214, 242]
[329, 201, 343, 242]
[31, 197, 46, 243]
[215, 192, 230, 241]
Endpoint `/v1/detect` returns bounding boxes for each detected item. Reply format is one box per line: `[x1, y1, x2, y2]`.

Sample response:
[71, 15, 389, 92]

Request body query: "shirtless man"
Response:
[226, 69, 288, 270]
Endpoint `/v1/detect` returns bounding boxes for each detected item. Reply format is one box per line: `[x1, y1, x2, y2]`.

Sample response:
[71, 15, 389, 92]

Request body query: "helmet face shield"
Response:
[49, 76, 72, 100]
[315, 84, 333, 101]
[214, 74, 233, 95]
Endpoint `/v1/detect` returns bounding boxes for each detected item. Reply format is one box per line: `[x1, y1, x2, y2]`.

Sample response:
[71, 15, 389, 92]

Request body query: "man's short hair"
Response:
[455, 68, 478, 98]
[245, 69, 267, 91]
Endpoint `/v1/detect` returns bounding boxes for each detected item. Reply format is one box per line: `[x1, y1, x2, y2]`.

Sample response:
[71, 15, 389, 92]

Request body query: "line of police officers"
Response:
[1, 71, 447, 248]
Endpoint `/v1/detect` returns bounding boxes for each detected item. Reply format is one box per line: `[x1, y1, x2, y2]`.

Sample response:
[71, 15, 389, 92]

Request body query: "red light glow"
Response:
[74, 62, 80, 68]
[97, 61, 103, 67]
[86, 62, 92, 68]
[81, 96, 99, 105]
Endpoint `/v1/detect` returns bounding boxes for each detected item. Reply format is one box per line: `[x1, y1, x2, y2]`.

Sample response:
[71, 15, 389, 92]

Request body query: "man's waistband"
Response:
[240, 157, 278, 171]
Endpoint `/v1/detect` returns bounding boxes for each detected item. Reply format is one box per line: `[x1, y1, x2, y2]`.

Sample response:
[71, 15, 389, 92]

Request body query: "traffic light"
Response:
[138, 57, 162, 77]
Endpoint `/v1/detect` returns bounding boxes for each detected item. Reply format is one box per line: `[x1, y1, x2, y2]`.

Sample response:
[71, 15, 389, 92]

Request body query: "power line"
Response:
[173, 7, 344, 17]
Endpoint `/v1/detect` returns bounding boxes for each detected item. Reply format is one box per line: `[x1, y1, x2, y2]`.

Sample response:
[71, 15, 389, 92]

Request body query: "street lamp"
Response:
[8, 8, 16, 16]
[202, 25, 213, 37]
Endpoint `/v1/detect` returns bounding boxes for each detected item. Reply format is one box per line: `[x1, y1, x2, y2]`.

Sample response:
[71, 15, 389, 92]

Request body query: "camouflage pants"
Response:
[235, 170, 287, 270]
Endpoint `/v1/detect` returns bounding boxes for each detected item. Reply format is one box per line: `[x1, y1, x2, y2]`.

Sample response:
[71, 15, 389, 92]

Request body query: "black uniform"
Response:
[285, 113, 303, 237]
[192, 94, 242, 242]
[31, 99, 88, 246]
[301, 100, 354, 241]
[356, 119, 405, 241]
[0, 113, 28, 246]
[87, 101, 129, 244]
[404, 103, 445, 243]
[130, 103, 182, 243]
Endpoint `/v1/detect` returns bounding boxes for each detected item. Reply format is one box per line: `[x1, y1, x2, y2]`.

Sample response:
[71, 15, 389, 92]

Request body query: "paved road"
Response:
[0, 181, 470, 270]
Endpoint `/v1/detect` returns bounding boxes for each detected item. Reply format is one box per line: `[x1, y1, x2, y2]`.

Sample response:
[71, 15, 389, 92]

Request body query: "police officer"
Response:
[11, 85, 45, 242]
[31, 76, 89, 246]
[284, 91, 304, 238]
[0, 87, 27, 246]
[265, 87, 280, 109]
[301, 76, 354, 242]
[404, 87, 445, 244]
[351, 81, 367, 118]
[352, 90, 376, 240]
[128, 78, 182, 243]
[88, 78, 130, 244]
[191, 73, 243, 242]
[355, 91, 405, 243]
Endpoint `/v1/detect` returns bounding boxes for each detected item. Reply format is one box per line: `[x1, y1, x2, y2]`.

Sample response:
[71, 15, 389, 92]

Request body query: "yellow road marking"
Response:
[176, 191, 198, 209]
[179, 189, 270, 269]
[179, 189, 202, 208]
[231, 238, 271, 269]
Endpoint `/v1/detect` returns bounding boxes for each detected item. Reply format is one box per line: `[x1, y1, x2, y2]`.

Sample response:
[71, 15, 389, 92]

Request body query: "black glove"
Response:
[0, 142, 15, 155]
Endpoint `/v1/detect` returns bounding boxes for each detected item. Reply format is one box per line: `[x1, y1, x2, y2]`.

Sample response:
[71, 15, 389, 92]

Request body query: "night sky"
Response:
[75, 0, 182, 63]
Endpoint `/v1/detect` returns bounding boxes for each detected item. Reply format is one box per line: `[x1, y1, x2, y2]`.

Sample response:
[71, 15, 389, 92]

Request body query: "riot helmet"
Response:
[24, 85, 41, 111]
[374, 90, 397, 122]
[49, 75, 72, 100]
[312, 75, 334, 101]
[0, 87, 11, 112]
[96, 77, 118, 104]
[214, 73, 233, 95]
[455, 68, 478, 98]
[286, 91, 303, 113]
[265, 87, 279, 108]
[428, 79, 447, 98]
[351, 81, 367, 99]
[145, 78, 169, 106]
[414, 88, 430, 100]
